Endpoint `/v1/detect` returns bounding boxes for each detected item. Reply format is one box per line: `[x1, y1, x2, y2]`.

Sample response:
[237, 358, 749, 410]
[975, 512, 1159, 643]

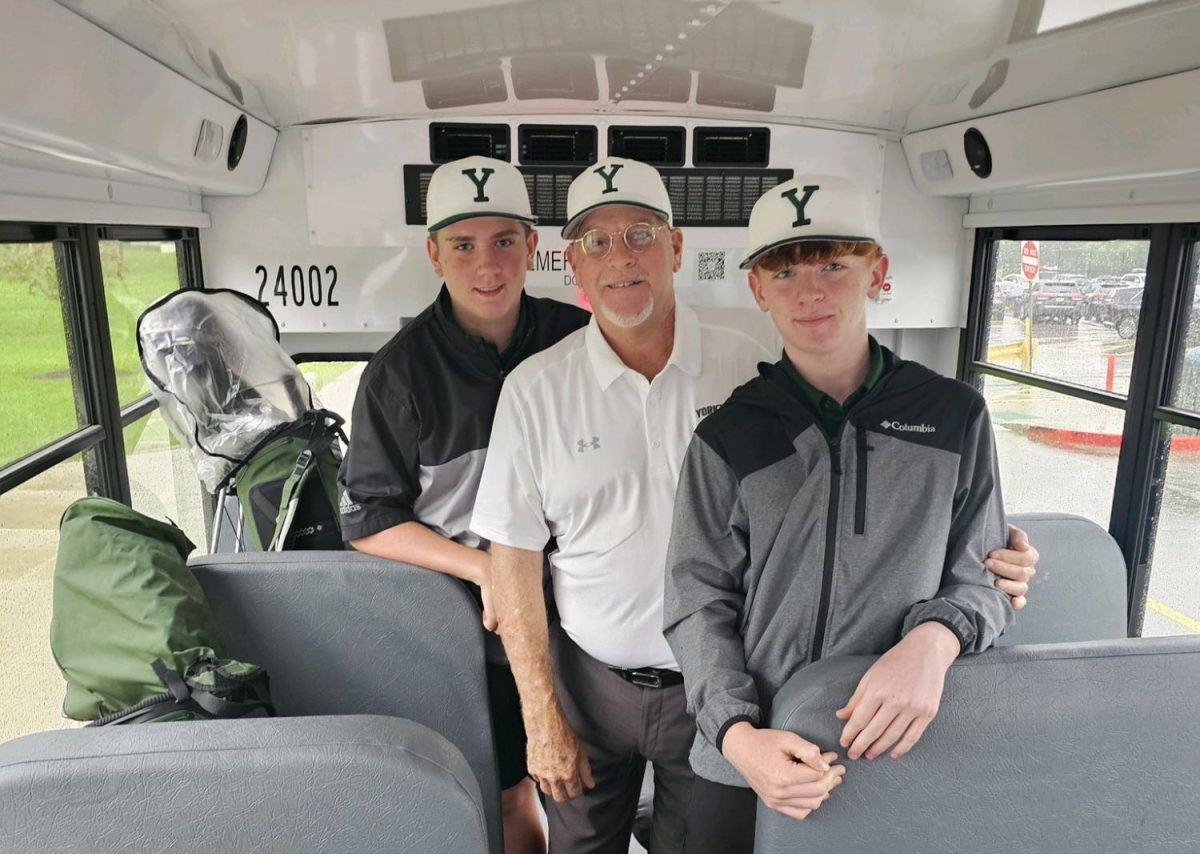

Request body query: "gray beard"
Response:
[598, 294, 655, 328]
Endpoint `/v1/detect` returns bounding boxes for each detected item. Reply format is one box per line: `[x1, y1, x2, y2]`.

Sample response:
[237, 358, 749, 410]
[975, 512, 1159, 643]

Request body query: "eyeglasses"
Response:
[571, 222, 670, 258]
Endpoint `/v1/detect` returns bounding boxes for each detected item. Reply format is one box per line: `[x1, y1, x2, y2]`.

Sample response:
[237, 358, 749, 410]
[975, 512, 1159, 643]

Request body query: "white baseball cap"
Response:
[561, 157, 674, 239]
[740, 175, 881, 270]
[425, 155, 537, 233]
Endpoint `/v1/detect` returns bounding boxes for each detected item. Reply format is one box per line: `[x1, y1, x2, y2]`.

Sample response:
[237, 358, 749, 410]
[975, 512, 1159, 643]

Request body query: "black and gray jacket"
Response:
[338, 285, 589, 545]
[663, 349, 1013, 786]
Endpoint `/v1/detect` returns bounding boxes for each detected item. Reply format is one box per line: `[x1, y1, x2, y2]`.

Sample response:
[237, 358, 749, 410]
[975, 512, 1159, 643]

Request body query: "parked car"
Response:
[990, 286, 1006, 321]
[1016, 279, 1085, 324]
[1083, 276, 1126, 321]
[1109, 285, 1144, 338]
[998, 279, 1032, 317]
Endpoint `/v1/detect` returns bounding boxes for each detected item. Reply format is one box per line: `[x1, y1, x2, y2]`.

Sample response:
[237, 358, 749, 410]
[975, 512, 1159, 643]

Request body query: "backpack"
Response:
[136, 288, 349, 552]
[50, 497, 274, 725]
[226, 408, 348, 551]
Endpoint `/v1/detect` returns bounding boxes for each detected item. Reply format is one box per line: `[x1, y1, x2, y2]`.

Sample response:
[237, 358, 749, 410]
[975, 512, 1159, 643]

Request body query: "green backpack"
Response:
[50, 497, 273, 725]
[227, 409, 347, 551]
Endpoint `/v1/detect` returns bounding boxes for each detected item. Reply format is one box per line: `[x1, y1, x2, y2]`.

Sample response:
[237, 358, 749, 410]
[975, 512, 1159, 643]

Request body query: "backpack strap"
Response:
[267, 424, 340, 551]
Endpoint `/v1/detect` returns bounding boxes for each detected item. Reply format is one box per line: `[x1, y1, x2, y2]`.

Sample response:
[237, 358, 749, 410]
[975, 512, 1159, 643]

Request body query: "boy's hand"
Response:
[834, 622, 960, 761]
[721, 722, 845, 821]
[480, 581, 498, 633]
[985, 524, 1039, 611]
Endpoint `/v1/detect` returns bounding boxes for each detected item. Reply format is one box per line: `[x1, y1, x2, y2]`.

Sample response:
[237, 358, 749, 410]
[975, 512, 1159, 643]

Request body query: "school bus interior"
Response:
[1, 1, 1199, 851]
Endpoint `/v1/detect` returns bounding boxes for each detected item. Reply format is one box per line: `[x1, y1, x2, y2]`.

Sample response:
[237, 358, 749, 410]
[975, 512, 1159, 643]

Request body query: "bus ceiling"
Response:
[1, 0, 1200, 204]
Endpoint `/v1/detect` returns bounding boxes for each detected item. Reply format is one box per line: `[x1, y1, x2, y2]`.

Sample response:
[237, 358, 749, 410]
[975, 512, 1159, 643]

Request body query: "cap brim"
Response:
[738, 234, 878, 270]
[560, 201, 672, 239]
[427, 210, 538, 233]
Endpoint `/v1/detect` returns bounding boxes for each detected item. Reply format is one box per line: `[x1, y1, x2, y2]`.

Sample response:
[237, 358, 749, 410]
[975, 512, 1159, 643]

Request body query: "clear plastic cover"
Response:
[138, 291, 315, 491]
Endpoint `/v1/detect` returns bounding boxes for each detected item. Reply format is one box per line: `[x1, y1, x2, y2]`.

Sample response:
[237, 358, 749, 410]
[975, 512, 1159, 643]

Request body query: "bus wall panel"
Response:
[904, 68, 1200, 198]
[0, 0, 275, 196]
[203, 124, 968, 342]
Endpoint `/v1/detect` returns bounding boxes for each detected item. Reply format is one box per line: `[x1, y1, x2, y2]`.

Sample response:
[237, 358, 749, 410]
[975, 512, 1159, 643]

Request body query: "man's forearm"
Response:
[351, 521, 488, 586]
[490, 542, 562, 722]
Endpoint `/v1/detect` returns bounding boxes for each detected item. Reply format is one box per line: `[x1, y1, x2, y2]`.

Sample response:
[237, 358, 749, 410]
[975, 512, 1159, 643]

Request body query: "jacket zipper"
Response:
[811, 428, 843, 661]
[855, 425, 870, 535]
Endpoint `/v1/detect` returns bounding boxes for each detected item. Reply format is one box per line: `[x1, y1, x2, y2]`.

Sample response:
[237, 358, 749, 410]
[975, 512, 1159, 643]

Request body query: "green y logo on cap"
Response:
[462, 167, 495, 202]
[593, 163, 624, 195]
[780, 185, 819, 227]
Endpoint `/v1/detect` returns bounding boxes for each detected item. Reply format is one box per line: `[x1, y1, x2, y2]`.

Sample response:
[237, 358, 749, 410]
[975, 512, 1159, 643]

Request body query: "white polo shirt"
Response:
[471, 301, 777, 670]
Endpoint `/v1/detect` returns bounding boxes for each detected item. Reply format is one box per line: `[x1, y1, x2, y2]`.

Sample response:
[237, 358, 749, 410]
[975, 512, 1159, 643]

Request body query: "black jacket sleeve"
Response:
[336, 373, 422, 542]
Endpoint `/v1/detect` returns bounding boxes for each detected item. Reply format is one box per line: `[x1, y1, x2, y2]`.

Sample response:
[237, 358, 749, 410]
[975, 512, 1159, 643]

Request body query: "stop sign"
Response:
[1021, 240, 1040, 281]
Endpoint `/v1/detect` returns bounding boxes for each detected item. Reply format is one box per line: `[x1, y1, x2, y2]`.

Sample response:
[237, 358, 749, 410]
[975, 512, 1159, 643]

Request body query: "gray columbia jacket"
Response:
[663, 349, 1014, 786]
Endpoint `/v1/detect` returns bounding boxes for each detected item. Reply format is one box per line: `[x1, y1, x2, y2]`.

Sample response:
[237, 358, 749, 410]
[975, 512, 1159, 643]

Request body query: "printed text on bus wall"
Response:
[256, 265, 340, 308]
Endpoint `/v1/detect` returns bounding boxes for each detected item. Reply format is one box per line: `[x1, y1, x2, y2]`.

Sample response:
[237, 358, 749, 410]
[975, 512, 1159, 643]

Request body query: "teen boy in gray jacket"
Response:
[663, 175, 1014, 854]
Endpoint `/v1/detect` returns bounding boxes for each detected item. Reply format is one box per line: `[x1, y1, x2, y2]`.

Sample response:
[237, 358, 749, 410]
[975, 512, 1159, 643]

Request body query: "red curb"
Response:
[1026, 425, 1200, 452]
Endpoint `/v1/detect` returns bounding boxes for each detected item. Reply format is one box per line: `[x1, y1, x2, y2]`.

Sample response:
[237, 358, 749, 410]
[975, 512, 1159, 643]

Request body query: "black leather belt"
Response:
[607, 666, 684, 689]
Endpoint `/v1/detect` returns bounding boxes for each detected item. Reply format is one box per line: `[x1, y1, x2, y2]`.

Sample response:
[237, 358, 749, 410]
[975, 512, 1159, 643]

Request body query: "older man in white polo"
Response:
[470, 158, 1039, 853]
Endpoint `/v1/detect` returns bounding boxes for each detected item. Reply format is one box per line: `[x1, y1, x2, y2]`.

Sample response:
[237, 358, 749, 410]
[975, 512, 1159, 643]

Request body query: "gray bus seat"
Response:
[0, 715, 488, 854]
[190, 552, 502, 854]
[1002, 511, 1128, 645]
[757, 636, 1200, 854]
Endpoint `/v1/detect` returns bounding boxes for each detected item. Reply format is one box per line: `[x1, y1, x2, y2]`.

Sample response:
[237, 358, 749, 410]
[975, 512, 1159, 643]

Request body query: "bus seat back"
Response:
[0, 715, 488, 854]
[1001, 512, 1128, 645]
[190, 552, 502, 854]
[757, 637, 1200, 853]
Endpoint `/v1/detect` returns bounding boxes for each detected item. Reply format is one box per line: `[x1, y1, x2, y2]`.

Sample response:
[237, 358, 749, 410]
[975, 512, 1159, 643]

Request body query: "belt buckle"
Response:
[628, 669, 662, 689]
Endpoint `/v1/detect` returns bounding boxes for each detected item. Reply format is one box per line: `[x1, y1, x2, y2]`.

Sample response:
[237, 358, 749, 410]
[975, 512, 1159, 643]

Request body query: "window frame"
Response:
[0, 222, 203, 503]
[962, 222, 1200, 635]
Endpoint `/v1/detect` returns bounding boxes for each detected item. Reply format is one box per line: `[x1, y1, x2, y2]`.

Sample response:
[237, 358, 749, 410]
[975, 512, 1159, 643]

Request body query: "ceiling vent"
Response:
[519, 125, 597, 166]
[421, 67, 507, 110]
[693, 128, 770, 168]
[429, 123, 511, 163]
[609, 127, 685, 167]
[695, 74, 776, 113]
[512, 54, 598, 101]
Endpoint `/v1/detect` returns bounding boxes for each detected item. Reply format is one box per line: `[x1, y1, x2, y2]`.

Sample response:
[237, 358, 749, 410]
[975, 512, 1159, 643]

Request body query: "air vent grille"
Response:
[519, 125, 597, 166]
[693, 128, 770, 167]
[430, 123, 510, 163]
[405, 165, 791, 227]
[661, 168, 792, 226]
[609, 126, 685, 167]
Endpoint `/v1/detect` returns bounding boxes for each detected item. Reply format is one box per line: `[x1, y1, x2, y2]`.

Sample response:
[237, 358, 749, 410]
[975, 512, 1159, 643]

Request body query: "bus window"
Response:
[0, 242, 87, 459]
[99, 240, 185, 408]
[1140, 248, 1200, 637]
[972, 235, 1151, 526]
[967, 227, 1200, 638]
[299, 360, 367, 436]
[104, 238, 208, 544]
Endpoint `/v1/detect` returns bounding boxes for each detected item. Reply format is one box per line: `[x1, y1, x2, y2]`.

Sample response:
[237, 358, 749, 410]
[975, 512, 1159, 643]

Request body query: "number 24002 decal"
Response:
[256, 265, 340, 308]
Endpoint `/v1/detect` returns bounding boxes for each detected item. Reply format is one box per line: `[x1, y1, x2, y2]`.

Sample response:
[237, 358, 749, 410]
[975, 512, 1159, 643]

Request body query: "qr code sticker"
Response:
[697, 251, 727, 282]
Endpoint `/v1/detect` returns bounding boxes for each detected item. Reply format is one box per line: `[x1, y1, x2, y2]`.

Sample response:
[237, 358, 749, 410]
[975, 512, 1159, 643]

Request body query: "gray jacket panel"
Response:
[663, 354, 1013, 785]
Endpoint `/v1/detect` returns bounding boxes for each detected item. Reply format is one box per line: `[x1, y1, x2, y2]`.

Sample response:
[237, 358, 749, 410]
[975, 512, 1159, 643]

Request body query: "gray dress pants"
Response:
[547, 628, 696, 854]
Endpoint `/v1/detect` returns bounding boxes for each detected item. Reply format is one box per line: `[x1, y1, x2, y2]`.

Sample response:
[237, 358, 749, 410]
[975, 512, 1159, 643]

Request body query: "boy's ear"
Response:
[866, 254, 890, 299]
[426, 235, 443, 279]
[747, 269, 770, 312]
[524, 228, 540, 271]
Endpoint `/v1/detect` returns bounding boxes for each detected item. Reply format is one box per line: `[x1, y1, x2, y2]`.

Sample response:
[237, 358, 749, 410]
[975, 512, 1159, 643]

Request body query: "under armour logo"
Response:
[462, 167, 495, 202]
[780, 184, 819, 227]
[593, 164, 624, 194]
[577, 437, 600, 452]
